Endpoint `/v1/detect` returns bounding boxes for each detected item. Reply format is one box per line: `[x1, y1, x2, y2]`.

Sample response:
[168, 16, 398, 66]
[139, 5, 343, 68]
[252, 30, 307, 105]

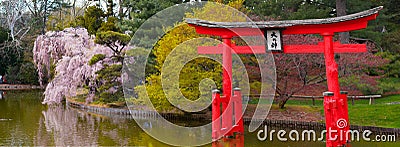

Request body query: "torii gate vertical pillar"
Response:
[322, 33, 340, 100]
[210, 36, 245, 140]
[221, 37, 234, 136]
[322, 33, 350, 147]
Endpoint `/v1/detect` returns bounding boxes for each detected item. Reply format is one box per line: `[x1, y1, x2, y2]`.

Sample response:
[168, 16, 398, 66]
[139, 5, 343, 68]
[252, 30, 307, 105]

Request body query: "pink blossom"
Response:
[33, 28, 127, 105]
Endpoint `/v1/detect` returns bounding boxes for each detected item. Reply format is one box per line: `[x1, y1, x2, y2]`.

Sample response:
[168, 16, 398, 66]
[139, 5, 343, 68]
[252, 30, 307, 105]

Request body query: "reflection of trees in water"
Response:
[34, 105, 178, 146]
[34, 105, 150, 146]
[0, 90, 4, 99]
[35, 105, 99, 146]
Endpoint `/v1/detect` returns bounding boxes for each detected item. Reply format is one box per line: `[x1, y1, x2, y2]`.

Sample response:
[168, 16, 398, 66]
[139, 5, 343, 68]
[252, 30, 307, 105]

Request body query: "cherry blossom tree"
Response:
[33, 27, 120, 105]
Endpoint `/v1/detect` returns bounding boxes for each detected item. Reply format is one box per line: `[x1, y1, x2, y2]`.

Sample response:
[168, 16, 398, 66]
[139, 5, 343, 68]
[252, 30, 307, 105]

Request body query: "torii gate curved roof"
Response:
[186, 6, 383, 35]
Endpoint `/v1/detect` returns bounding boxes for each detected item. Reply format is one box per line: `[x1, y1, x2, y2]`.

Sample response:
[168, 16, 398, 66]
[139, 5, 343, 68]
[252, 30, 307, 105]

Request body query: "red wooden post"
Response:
[322, 33, 340, 97]
[221, 37, 234, 137]
[322, 33, 348, 147]
[212, 89, 221, 140]
[232, 88, 244, 134]
[323, 92, 336, 147]
[322, 33, 340, 147]
[340, 91, 350, 144]
[237, 89, 244, 133]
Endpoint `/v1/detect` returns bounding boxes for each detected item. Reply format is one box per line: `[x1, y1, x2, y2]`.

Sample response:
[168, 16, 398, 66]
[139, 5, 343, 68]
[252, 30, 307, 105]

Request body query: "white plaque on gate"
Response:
[265, 30, 283, 51]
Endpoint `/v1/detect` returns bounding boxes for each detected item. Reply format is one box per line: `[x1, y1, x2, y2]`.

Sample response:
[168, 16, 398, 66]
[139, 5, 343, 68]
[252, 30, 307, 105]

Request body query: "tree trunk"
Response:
[42, 0, 48, 35]
[336, 0, 350, 43]
[72, 0, 76, 18]
[278, 95, 290, 109]
[118, 0, 124, 19]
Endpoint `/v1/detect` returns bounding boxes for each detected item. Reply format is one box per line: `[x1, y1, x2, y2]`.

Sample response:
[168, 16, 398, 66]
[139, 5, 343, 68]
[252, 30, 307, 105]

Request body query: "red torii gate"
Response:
[187, 6, 382, 147]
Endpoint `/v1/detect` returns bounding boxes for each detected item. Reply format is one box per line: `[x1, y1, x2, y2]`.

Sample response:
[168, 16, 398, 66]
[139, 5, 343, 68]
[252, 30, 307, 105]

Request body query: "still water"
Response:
[0, 91, 398, 146]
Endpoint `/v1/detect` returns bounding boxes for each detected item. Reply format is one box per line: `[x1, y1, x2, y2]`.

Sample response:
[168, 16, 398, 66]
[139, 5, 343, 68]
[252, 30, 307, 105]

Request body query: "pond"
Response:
[0, 91, 398, 146]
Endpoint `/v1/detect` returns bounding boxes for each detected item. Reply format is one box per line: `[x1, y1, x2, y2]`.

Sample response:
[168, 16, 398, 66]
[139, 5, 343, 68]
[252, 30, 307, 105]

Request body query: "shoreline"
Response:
[66, 98, 400, 136]
[0, 84, 43, 90]
[66, 98, 209, 121]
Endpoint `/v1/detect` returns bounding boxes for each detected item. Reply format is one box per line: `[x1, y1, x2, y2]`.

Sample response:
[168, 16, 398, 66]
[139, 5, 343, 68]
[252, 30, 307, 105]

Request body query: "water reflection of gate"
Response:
[212, 135, 244, 147]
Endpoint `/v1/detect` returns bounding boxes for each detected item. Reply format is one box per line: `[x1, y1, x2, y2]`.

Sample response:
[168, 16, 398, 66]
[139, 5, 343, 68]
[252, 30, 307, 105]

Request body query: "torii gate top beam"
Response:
[186, 6, 382, 37]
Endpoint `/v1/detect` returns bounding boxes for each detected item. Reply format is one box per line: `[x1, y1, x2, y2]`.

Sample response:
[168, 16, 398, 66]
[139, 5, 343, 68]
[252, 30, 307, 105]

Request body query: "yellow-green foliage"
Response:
[89, 54, 106, 66]
[46, 7, 86, 31]
[186, 0, 247, 22]
[136, 75, 173, 111]
[135, 1, 248, 111]
[153, 24, 199, 71]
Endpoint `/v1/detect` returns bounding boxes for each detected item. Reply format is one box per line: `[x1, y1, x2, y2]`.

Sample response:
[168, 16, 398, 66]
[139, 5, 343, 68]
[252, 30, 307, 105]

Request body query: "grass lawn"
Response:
[349, 103, 400, 128]
[348, 95, 400, 128]
[250, 95, 400, 128]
